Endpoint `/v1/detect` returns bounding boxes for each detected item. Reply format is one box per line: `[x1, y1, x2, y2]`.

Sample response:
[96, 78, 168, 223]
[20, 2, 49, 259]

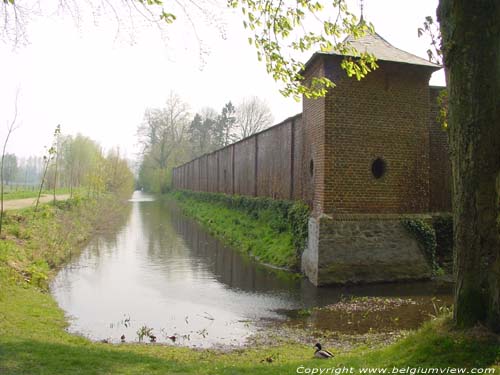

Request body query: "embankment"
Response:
[169, 190, 309, 270]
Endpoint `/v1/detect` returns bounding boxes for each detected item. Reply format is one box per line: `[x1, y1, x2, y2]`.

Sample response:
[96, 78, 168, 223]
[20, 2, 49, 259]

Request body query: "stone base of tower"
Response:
[301, 215, 433, 286]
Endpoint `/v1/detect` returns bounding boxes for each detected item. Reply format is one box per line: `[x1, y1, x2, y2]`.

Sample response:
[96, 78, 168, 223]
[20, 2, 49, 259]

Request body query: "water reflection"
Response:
[51, 191, 452, 348]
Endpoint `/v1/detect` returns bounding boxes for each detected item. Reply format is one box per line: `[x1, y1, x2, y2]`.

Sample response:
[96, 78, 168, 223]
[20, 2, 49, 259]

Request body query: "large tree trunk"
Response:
[438, 1, 500, 330]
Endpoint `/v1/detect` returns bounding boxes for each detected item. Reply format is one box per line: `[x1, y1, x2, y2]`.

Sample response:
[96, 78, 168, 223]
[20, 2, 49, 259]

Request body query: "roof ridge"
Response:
[335, 29, 440, 69]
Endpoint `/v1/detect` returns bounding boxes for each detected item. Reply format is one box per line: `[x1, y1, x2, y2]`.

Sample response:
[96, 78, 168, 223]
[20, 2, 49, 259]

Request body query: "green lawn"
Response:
[1, 187, 72, 201]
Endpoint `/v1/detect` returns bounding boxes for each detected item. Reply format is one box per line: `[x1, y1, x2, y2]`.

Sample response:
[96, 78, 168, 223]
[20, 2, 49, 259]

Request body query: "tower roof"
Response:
[305, 31, 441, 71]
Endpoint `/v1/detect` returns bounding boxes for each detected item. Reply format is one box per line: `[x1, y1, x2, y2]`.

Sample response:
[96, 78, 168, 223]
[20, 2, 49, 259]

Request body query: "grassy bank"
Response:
[1, 281, 499, 375]
[0, 192, 498, 374]
[169, 190, 310, 269]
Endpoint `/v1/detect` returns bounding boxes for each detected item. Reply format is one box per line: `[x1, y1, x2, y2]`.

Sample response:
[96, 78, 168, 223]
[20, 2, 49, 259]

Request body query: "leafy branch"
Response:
[227, 0, 378, 99]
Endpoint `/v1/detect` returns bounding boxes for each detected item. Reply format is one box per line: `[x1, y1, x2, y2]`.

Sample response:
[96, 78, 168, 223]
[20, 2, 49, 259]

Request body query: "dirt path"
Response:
[3, 194, 71, 211]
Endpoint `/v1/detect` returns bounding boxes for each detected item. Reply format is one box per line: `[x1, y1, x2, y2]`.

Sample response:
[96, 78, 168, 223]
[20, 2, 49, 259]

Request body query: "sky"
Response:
[0, 0, 445, 160]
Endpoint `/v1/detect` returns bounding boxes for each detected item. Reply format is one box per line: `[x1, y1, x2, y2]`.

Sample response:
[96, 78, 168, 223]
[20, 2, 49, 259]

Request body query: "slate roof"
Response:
[311, 31, 441, 70]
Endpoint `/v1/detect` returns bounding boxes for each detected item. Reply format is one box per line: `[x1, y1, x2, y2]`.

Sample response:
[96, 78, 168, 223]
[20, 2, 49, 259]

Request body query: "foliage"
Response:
[35, 124, 61, 212]
[214, 101, 238, 147]
[436, 89, 449, 130]
[137, 326, 154, 342]
[401, 219, 437, 271]
[0, 193, 131, 290]
[418, 16, 448, 131]
[175, 190, 309, 253]
[1, 153, 17, 183]
[139, 96, 276, 193]
[227, 0, 378, 99]
[417, 16, 443, 64]
[187, 111, 217, 157]
[137, 93, 192, 193]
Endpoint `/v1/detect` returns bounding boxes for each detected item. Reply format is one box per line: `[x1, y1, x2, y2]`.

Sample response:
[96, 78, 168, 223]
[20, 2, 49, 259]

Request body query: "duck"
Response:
[314, 343, 334, 359]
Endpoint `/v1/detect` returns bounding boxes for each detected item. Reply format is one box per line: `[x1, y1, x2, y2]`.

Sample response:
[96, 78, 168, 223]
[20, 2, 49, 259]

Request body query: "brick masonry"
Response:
[172, 51, 451, 285]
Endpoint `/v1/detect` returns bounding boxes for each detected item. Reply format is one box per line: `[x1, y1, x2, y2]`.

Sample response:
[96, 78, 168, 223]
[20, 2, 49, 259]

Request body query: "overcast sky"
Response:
[0, 0, 444, 160]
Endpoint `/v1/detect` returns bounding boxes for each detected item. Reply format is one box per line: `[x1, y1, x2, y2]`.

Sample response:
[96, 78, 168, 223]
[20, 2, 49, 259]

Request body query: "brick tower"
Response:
[301, 31, 443, 285]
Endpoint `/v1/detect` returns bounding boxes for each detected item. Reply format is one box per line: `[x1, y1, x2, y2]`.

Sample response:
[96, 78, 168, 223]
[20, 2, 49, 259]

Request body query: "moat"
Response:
[51, 191, 452, 348]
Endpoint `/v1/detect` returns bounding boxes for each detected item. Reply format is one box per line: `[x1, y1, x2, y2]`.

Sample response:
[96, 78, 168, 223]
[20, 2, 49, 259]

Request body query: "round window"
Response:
[371, 158, 386, 179]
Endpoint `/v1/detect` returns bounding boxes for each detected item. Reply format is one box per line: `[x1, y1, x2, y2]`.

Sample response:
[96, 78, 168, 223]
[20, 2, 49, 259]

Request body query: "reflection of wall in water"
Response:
[169, 203, 452, 307]
[169, 204, 303, 294]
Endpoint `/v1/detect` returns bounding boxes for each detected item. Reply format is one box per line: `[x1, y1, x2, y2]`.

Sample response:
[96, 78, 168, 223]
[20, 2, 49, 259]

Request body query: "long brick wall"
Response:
[172, 114, 309, 202]
[173, 59, 451, 216]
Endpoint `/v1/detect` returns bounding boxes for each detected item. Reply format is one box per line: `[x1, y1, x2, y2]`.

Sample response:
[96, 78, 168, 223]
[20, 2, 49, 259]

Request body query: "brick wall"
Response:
[301, 56, 436, 215]
[172, 114, 310, 202]
[302, 56, 327, 215]
[172, 57, 452, 216]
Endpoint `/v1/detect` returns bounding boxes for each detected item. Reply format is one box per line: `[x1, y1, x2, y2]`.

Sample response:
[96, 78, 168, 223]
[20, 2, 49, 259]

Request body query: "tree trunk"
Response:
[438, 0, 500, 330]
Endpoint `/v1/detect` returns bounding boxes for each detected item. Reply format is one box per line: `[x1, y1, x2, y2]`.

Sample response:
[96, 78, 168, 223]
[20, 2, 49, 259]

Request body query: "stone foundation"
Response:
[301, 215, 433, 285]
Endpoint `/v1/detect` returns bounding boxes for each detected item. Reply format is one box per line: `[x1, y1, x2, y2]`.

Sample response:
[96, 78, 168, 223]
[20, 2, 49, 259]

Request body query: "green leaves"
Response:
[401, 219, 438, 271]
[418, 15, 443, 65]
[437, 89, 448, 130]
[340, 52, 378, 81]
[160, 11, 176, 24]
[229, 0, 377, 99]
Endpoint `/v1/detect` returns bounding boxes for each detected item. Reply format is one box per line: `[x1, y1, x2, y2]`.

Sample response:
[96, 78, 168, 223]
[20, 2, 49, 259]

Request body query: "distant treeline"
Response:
[4, 132, 134, 197]
[137, 93, 274, 193]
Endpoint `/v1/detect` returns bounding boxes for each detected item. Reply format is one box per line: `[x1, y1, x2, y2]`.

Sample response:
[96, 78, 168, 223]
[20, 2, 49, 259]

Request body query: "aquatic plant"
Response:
[136, 325, 153, 342]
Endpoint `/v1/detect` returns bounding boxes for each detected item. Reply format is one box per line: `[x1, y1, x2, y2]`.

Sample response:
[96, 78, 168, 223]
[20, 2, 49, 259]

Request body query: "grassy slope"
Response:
[170, 193, 298, 269]
[0, 195, 499, 374]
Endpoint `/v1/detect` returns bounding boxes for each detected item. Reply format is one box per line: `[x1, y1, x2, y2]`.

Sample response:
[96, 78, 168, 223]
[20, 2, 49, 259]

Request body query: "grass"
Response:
[169, 192, 299, 269]
[1, 187, 72, 201]
[1, 274, 499, 375]
[0, 192, 499, 374]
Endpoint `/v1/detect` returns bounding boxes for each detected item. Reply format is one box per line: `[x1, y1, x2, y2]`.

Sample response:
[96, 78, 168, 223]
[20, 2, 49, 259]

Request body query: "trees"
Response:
[137, 93, 191, 192]
[187, 109, 218, 158]
[437, 0, 500, 330]
[0, 91, 19, 235]
[235, 96, 273, 139]
[2, 0, 498, 331]
[213, 101, 237, 148]
[2, 154, 18, 185]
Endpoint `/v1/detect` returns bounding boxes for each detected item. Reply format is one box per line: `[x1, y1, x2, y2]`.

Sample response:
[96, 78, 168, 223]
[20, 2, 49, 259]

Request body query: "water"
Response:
[51, 191, 452, 347]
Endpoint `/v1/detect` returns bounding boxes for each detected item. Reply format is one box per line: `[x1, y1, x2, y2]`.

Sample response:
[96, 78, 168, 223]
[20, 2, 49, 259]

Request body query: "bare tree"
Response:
[0, 90, 20, 236]
[137, 92, 191, 192]
[235, 96, 274, 139]
[34, 125, 60, 214]
[1, 0, 227, 54]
